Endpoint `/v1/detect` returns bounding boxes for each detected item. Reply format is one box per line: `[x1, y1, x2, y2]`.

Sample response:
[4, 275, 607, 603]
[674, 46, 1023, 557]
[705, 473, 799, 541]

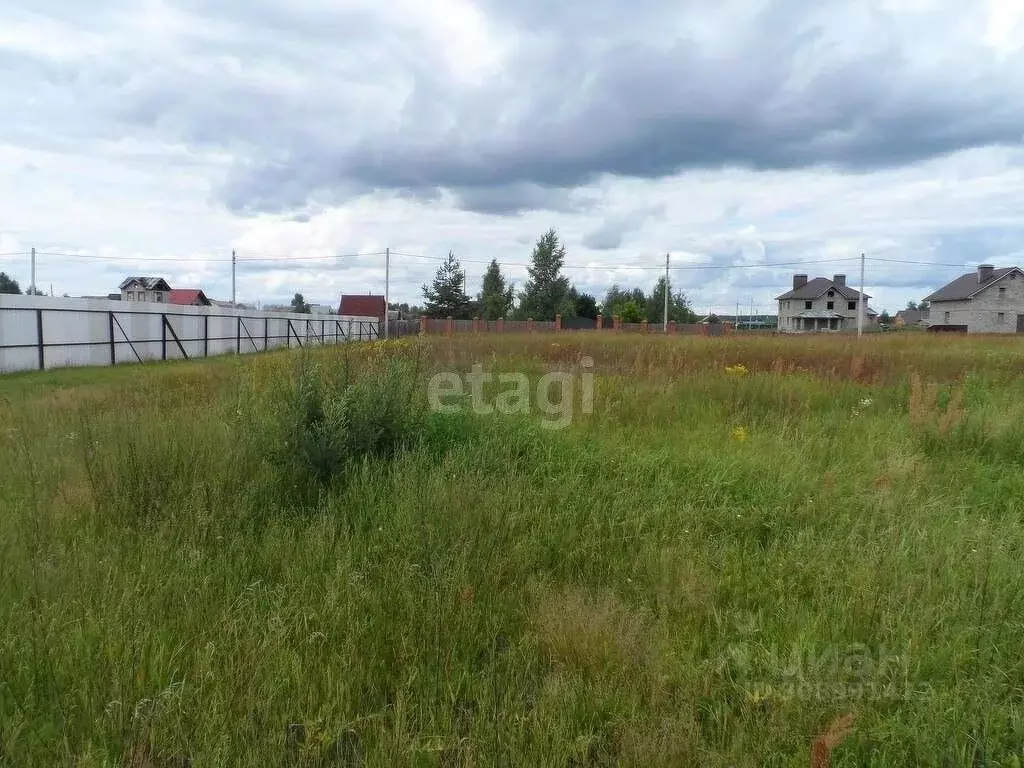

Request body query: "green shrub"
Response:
[266, 355, 426, 503]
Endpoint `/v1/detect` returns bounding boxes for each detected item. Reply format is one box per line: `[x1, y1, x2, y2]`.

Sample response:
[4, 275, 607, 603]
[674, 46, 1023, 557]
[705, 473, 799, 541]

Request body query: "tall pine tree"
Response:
[477, 259, 514, 320]
[422, 251, 471, 318]
[518, 229, 570, 320]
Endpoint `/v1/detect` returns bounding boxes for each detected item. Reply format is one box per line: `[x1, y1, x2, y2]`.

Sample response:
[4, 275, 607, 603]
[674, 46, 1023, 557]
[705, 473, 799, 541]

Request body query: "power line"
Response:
[865, 256, 980, 268]
[22, 248, 896, 273]
[30, 250, 386, 264]
[391, 251, 861, 271]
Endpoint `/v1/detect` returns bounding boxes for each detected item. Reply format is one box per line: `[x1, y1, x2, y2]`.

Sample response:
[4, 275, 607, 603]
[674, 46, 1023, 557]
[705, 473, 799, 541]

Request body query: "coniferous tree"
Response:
[477, 259, 514, 320]
[518, 229, 570, 320]
[422, 251, 471, 319]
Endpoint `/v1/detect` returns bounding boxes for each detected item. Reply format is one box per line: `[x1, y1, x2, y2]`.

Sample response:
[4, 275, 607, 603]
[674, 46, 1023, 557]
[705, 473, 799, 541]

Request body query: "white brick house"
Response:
[776, 274, 875, 333]
[923, 264, 1024, 333]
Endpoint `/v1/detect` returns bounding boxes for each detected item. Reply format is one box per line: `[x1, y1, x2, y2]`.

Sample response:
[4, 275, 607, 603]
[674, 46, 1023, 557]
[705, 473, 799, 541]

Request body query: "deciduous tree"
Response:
[0, 272, 21, 294]
[645, 277, 696, 324]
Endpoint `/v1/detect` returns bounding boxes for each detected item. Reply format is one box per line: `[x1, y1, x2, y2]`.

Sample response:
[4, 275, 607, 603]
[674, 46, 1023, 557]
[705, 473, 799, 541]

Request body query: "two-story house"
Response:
[120, 276, 171, 303]
[923, 264, 1024, 333]
[776, 274, 874, 332]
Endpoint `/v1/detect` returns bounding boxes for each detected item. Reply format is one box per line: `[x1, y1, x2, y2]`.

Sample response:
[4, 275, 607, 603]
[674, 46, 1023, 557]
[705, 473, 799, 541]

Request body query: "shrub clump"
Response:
[267, 355, 425, 503]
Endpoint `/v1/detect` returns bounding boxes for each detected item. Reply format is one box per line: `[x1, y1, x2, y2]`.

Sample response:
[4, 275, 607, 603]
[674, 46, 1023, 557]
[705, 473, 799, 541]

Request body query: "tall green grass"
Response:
[2, 335, 1024, 766]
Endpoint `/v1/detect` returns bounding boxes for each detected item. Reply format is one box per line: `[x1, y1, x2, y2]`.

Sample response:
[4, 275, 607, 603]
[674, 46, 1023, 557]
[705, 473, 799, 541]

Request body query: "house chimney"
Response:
[833, 274, 846, 287]
[978, 264, 995, 284]
[793, 274, 808, 290]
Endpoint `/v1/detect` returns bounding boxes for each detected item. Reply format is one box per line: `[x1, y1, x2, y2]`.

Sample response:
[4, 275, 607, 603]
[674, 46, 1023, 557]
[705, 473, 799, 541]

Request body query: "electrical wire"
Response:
[32, 250, 386, 264]
[390, 251, 862, 271]
[865, 256, 980, 268]
[28, 248, 864, 273]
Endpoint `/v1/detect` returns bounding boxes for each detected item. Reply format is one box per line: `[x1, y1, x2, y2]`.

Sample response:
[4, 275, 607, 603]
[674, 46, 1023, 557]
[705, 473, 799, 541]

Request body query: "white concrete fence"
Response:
[0, 295, 380, 374]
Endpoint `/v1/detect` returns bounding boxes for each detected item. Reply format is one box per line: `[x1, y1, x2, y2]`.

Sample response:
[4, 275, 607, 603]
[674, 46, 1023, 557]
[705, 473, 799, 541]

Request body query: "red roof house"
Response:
[338, 294, 386, 321]
[168, 289, 212, 306]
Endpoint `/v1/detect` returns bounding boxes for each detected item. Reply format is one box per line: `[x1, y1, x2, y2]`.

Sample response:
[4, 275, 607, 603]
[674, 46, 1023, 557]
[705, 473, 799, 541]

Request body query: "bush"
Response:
[266, 354, 426, 503]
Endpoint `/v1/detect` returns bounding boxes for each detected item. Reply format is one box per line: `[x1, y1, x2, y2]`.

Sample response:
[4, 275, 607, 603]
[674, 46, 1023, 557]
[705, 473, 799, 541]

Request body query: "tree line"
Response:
[0, 272, 44, 295]
[420, 229, 697, 322]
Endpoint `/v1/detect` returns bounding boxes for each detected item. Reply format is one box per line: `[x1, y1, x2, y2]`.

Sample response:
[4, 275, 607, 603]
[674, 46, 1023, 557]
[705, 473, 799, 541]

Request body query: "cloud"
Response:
[582, 205, 666, 250]
[0, 0, 1023, 316]
[184, 1, 1024, 215]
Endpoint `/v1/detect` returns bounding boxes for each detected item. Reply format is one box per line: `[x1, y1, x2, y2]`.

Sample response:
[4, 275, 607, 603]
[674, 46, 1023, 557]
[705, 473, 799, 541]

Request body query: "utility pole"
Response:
[663, 253, 670, 332]
[858, 252, 865, 338]
[750, 298, 754, 330]
[30, 247, 36, 295]
[231, 249, 237, 307]
[384, 247, 391, 340]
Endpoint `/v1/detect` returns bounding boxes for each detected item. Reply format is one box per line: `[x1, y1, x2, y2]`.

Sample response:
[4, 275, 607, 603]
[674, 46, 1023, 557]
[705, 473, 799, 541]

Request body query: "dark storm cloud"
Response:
[455, 184, 594, 216]
[4, 0, 1023, 220]
[205, 0, 1024, 215]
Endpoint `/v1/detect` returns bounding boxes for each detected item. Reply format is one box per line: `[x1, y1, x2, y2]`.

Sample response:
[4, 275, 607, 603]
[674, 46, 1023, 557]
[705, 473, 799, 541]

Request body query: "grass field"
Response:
[3, 333, 1024, 766]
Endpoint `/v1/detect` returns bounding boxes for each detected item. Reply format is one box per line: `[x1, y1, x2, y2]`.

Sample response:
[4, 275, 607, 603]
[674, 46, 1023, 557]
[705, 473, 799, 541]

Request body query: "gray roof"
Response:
[777, 277, 869, 301]
[895, 309, 927, 324]
[119, 276, 171, 291]
[923, 267, 1022, 302]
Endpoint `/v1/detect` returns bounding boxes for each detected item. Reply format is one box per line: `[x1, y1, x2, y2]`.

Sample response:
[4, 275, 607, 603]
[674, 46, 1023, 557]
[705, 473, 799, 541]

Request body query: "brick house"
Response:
[923, 264, 1024, 333]
[776, 274, 875, 332]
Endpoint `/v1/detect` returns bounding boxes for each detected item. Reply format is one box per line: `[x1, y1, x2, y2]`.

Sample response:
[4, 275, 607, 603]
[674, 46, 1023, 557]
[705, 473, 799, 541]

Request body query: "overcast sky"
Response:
[1, 0, 1022, 313]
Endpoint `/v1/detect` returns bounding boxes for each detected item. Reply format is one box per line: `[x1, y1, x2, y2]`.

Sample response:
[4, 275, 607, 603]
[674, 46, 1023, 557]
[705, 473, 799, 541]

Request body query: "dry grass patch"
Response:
[532, 582, 655, 674]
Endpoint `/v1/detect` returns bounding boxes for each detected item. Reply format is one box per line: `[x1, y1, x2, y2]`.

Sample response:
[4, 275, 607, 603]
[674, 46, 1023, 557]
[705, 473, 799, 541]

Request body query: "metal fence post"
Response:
[203, 314, 209, 357]
[108, 311, 116, 365]
[264, 317, 269, 350]
[236, 316, 241, 354]
[35, 308, 44, 371]
[161, 313, 167, 360]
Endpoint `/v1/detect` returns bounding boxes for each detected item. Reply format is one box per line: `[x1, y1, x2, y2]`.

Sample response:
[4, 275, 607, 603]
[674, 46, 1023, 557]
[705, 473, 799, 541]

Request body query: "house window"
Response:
[827, 301, 834, 310]
[805, 301, 812, 310]
[848, 301, 856, 310]
[998, 312, 1006, 325]
[155, 292, 163, 302]
[1000, 287, 1007, 300]
[827, 289, 835, 297]
[944, 311, 951, 323]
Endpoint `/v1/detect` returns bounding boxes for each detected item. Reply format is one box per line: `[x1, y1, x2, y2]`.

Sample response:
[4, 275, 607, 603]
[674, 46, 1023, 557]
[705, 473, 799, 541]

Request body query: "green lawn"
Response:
[3, 334, 1024, 766]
